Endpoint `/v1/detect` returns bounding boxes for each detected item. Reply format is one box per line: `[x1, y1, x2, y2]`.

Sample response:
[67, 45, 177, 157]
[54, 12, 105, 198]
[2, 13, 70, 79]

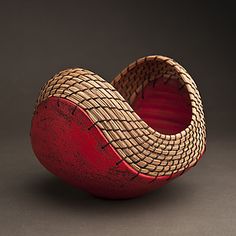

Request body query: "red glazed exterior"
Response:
[30, 97, 202, 199]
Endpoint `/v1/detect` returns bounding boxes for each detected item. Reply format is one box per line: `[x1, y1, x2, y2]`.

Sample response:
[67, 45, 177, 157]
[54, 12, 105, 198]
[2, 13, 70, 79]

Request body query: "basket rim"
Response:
[112, 55, 199, 141]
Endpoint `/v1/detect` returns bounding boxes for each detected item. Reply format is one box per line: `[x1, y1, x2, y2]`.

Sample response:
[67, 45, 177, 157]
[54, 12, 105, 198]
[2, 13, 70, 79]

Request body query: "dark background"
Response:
[0, 1, 235, 235]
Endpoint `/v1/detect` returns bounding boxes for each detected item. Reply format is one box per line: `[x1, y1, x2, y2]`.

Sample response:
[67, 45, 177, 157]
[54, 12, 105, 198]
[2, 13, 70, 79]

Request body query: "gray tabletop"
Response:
[1, 137, 235, 236]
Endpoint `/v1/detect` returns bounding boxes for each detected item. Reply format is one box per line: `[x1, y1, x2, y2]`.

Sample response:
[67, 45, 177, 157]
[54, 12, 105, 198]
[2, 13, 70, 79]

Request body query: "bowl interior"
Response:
[112, 57, 192, 135]
[132, 76, 192, 135]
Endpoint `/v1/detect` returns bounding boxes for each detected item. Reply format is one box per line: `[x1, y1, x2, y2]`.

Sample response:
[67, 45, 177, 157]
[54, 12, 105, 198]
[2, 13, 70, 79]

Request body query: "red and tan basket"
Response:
[30, 55, 206, 199]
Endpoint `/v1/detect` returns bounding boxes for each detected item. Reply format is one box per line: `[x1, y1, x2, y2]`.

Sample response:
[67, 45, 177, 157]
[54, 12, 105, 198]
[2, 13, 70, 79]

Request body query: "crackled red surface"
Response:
[31, 96, 189, 199]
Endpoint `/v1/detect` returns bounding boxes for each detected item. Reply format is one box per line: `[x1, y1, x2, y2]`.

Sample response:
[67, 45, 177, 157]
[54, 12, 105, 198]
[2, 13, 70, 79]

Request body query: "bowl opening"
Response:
[113, 57, 192, 135]
[132, 76, 192, 135]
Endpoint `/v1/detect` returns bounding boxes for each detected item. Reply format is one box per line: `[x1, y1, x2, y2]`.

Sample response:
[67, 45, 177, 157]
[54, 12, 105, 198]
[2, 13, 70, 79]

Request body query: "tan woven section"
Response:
[36, 55, 206, 177]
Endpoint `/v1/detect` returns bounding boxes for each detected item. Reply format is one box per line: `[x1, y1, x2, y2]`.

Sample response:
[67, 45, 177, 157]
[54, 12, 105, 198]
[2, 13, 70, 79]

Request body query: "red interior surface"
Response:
[132, 78, 192, 135]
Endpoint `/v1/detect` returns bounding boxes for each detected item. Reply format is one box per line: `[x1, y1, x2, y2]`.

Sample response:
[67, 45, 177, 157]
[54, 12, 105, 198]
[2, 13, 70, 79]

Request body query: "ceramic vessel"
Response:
[30, 55, 206, 199]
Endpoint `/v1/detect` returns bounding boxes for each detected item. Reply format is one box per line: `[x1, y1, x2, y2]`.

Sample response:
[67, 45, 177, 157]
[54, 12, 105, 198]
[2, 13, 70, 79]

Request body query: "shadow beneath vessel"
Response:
[27, 174, 195, 215]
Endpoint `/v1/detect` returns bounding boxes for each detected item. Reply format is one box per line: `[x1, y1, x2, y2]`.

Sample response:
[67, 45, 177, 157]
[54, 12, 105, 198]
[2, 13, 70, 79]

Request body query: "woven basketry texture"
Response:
[35, 55, 206, 177]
